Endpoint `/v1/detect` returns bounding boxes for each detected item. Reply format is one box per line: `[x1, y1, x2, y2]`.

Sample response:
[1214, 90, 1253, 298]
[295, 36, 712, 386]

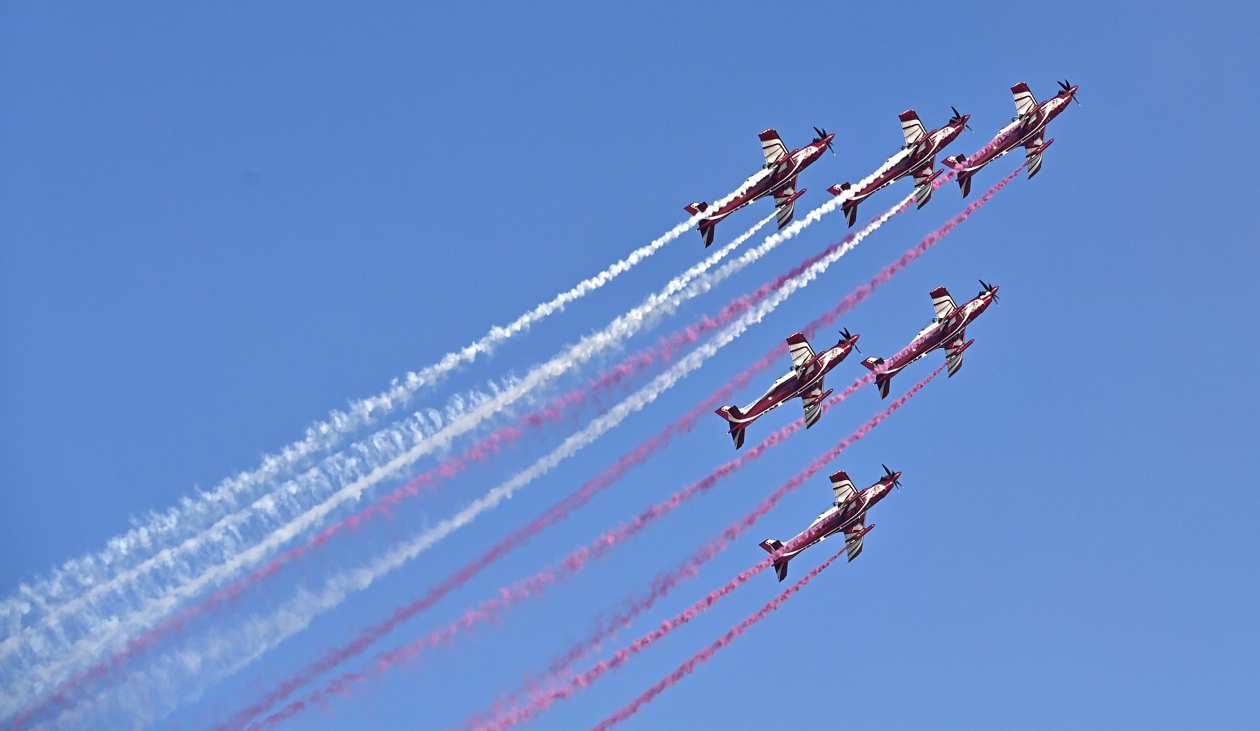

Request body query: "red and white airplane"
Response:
[826, 108, 970, 227]
[943, 80, 1079, 197]
[685, 128, 835, 247]
[861, 281, 999, 398]
[760, 466, 901, 581]
[715, 329, 861, 449]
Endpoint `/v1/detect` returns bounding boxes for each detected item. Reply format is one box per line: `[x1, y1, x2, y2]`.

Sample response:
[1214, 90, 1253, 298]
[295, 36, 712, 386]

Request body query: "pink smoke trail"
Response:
[8, 203, 914, 731]
[204, 204, 911, 731]
[471, 366, 942, 731]
[589, 546, 846, 731]
[242, 376, 875, 731]
[219, 171, 1014, 731]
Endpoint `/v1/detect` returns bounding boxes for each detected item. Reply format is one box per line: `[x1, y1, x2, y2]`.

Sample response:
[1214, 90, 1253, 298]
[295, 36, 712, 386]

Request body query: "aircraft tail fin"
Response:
[758, 539, 789, 582]
[942, 155, 973, 198]
[861, 357, 892, 399]
[715, 405, 748, 450]
[697, 220, 716, 247]
[844, 201, 858, 228]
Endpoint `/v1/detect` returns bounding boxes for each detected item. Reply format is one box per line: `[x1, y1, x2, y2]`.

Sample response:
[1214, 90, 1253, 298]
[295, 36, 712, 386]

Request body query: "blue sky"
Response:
[2, 2, 1258, 729]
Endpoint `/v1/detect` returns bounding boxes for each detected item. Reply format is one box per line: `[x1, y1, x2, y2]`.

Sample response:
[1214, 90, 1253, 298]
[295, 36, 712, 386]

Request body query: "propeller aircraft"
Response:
[759, 466, 902, 581]
[861, 281, 999, 398]
[715, 329, 860, 449]
[827, 108, 970, 227]
[685, 128, 835, 247]
[943, 80, 1079, 197]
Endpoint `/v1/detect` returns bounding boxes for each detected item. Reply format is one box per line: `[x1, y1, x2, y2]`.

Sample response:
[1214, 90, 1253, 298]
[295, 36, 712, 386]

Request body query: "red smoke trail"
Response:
[220, 174, 1011, 731]
[7, 206, 910, 731]
[472, 367, 942, 731]
[242, 378, 874, 731]
[590, 547, 846, 731]
[206, 207, 907, 731]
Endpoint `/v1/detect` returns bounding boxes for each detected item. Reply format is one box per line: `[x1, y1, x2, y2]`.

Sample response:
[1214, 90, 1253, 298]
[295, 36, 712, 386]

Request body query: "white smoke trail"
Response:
[0, 381, 532, 715]
[0, 214, 777, 719]
[55, 194, 898, 731]
[0, 177, 765, 670]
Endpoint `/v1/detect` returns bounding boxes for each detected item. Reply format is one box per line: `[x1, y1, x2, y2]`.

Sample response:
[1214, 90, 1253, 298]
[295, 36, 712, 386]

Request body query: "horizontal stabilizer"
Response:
[759, 538, 784, 554]
[684, 201, 709, 216]
[860, 357, 884, 372]
[826, 182, 851, 197]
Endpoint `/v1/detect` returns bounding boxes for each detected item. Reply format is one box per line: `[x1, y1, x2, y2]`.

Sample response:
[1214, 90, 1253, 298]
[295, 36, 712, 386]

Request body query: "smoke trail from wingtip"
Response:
[0, 216, 780, 728]
[238, 377, 872, 731]
[0, 186, 756, 666]
[196, 192, 915, 731]
[589, 547, 846, 731]
[473, 367, 942, 731]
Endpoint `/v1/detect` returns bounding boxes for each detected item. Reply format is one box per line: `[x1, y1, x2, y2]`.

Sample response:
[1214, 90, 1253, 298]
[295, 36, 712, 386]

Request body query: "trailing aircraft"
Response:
[685, 128, 834, 247]
[943, 80, 1079, 197]
[759, 466, 901, 581]
[715, 329, 860, 449]
[861, 281, 999, 398]
[826, 108, 970, 226]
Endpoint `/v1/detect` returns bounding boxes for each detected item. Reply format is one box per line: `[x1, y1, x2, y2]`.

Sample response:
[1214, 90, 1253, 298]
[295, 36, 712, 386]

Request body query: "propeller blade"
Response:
[814, 126, 824, 138]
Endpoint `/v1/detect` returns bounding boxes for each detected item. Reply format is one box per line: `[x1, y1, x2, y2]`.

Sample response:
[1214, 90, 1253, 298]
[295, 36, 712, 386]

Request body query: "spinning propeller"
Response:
[839, 327, 861, 354]
[950, 106, 973, 131]
[979, 279, 1000, 302]
[813, 127, 836, 155]
[1058, 79, 1081, 106]
[882, 464, 902, 490]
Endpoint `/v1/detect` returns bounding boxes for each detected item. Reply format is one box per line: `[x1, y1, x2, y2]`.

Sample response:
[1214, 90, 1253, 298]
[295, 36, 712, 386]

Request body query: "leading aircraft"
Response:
[715, 329, 860, 449]
[759, 466, 901, 581]
[861, 281, 999, 398]
[943, 80, 1079, 197]
[826, 108, 970, 227]
[685, 128, 835, 247]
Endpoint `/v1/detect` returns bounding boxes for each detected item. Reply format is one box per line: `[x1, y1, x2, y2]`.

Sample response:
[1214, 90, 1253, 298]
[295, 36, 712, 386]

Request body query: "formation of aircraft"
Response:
[685, 128, 834, 247]
[943, 80, 1079, 197]
[860, 280, 999, 398]
[826, 108, 970, 227]
[687, 79, 1075, 244]
[685, 80, 1074, 579]
[715, 329, 861, 449]
[759, 466, 902, 581]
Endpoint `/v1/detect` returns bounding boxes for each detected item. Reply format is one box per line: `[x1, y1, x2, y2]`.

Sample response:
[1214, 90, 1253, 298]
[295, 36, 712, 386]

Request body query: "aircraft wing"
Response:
[1024, 134, 1047, 179]
[844, 515, 867, 561]
[802, 378, 826, 428]
[759, 129, 788, 167]
[829, 470, 857, 505]
[1011, 82, 1039, 117]
[945, 329, 968, 377]
[773, 177, 799, 229]
[786, 333, 815, 370]
[899, 110, 927, 147]
[930, 287, 957, 320]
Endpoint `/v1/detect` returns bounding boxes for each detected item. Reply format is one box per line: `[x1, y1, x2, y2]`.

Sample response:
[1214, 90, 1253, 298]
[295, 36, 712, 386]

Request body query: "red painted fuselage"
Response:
[944, 82, 1077, 196]
[715, 332, 858, 449]
[827, 111, 969, 226]
[759, 469, 900, 580]
[686, 130, 834, 246]
[862, 284, 998, 398]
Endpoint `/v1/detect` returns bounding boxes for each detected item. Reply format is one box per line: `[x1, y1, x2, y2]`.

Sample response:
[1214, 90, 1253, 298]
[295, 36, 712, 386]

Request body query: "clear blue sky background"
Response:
[3, 2, 1258, 729]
